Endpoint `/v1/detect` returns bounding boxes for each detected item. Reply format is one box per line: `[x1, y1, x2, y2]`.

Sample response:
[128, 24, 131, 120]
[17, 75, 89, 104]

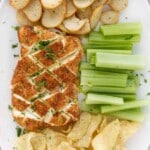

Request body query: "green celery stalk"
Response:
[107, 109, 145, 122]
[84, 43, 133, 50]
[101, 100, 150, 113]
[81, 70, 128, 87]
[80, 101, 100, 114]
[85, 93, 124, 105]
[95, 52, 145, 70]
[106, 94, 136, 100]
[89, 32, 141, 43]
[80, 62, 133, 74]
[80, 79, 137, 94]
[100, 22, 142, 36]
[87, 49, 132, 62]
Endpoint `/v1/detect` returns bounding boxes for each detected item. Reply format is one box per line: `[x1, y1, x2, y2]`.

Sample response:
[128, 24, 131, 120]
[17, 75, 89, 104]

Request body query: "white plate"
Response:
[0, 0, 150, 150]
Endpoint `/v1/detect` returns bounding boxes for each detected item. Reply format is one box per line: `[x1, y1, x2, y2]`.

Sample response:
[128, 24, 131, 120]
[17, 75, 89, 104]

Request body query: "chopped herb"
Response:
[38, 127, 44, 130]
[45, 48, 56, 60]
[32, 39, 56, 51]
[49, 136, 51, 140]
[30, 93, 45, 102]
[124, 35, 134, 40]
[8, 105, 12, 111]
[68, 99, 72, 103]
[12, 43, 18, 48]
[16, 126, 22, 137]
[144, 79, 148, 83]
[147, 92, 150, 96]
[140, 73, 144, 77]
[13, 54, 19, 58]
[30, 71, 41, 78]
[21, 112, 25, 115]
[36, 80, 47, 90]
[50, 109, 55, 114]
[12, 26, 20, 31]
[31, 104, 36, 111]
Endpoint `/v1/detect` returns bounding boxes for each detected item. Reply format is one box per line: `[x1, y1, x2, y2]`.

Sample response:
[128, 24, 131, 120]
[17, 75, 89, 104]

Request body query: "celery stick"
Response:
[87, 49, 132, 62]
[95, 52, 145, 70]
[101, 100, 150, 113]
[80, 101, 100, 114]
[86, 93, 124, 105]
[80, 62, 133, 74]
[81, 70, 128, 87]
[81, 79, 137, 94]
[100, 22, 142, 36]
[107, 109, 145, 122]
[89, 32, 141, 43]
[107, 94, 136, 100]
[81, 70, 128, 78]
[84, 43, 133, 50]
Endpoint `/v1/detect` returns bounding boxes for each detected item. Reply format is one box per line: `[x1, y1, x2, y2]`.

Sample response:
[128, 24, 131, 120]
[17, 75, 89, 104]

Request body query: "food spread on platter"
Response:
[7, 0, 150, 149]
[10, 0, 128, 35]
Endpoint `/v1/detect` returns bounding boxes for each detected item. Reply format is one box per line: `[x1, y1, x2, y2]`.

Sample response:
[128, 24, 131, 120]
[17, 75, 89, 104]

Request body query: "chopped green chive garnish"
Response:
[13, 54, 19, 58]
[16, 126, 22, 137]
[12, 43, 18, 48]
[12, 26, 20, 31]
[8, 105, 12, 111]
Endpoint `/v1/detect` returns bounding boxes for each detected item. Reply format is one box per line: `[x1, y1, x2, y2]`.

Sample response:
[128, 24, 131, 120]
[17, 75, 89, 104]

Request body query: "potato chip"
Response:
[115, 120, 140, 147]
[14, 133, 34, 150]
[30, 133, 46, 150]
[56, 141, 76, 150]
[67, 112, 92, 141]
[76, 114, 102, 148]
[92, 119, 120, 150]
[43, 128, 70, 150]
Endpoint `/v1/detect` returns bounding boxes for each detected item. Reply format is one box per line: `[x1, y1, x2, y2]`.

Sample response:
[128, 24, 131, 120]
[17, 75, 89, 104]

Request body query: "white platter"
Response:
[0, 0, 150, 150]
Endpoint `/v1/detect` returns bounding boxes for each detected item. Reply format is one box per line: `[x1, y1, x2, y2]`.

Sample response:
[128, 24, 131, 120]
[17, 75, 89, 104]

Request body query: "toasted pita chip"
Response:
[42, 0, 66, 28]
[92, 119, 120, 150]
[101, 11, 119, 25]
[76, 7, 92, 20]
[67, 112, 92, 141]
[73, 0, 94, 9]
[41, 0, 63, 9]
[90, 4, 103, 29]
[109, 0, 128, 11]
[63, 15, 86, 32]
[10, 0, 30, 10]
[73, 19, 91, 35]
[58, 24, 70, 33]
[23, 0, 42, 22]
[91, 0, 107, 9]
[65, 0, 77, 18]
[16, 10, 34, 26]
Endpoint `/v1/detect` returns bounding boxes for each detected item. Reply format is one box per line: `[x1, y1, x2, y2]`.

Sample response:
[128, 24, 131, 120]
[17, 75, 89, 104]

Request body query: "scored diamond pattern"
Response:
[11, 26, 83, 130]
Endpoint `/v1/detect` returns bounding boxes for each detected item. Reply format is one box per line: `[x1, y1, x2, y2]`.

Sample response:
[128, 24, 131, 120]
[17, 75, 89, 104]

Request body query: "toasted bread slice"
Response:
[76, 19, 91, 35]
[76, 6, 92, 20]
[109, 0, 128, 11]
[17, 10, 34, 26]
[41, 0, 66, 28]
[23, 0, 42, 22]
[65, 0, 77, 18]
[91, 0, 107, 9]
[10, 0, 30, 10]
[41, 0, 63, 9]
[90, 5, 103, 29]
[73, 0, 94, 9]
[63, 15, 86, 32]
[101, 11, 119, 25]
